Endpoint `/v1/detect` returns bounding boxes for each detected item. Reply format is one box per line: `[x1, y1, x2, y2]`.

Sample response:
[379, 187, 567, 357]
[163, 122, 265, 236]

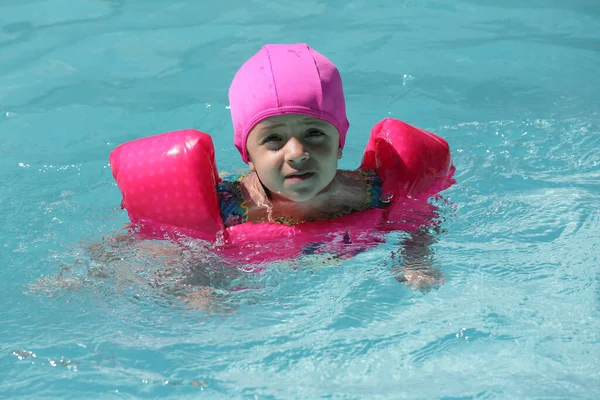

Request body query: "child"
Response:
[28, 45, 445, 307]
[218, 43, 384, 227]
[104, 43, 449, 292]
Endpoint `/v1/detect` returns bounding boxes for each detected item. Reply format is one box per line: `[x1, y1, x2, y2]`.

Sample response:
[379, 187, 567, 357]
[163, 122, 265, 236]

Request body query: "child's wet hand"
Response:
[394, 266, 445, 293]
[180, 287, 237, 313]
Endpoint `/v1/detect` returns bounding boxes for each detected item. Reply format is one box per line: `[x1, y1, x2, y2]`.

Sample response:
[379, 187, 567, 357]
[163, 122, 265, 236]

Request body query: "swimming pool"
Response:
[1, 0, 599, 398]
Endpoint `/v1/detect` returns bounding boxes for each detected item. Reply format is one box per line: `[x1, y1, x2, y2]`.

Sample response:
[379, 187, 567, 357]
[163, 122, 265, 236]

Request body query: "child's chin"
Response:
[282, 189, 318, 203]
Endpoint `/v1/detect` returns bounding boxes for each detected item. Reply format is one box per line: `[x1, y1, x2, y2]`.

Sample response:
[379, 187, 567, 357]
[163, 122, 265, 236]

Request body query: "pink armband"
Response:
[109, 119, 455, 264]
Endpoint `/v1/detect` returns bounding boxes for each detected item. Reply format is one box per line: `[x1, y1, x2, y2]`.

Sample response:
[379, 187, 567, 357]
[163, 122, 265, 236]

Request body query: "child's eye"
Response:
[306, 129, 325, 137]
[263, 135, 282, 144]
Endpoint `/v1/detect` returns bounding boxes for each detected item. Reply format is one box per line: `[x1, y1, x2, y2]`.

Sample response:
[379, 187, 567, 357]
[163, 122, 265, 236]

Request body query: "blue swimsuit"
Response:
[216, 171, 384, 228]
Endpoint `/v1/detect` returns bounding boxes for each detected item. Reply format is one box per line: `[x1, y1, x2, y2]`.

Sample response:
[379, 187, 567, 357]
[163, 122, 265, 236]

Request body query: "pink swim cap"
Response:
[229, 43, 350, 163]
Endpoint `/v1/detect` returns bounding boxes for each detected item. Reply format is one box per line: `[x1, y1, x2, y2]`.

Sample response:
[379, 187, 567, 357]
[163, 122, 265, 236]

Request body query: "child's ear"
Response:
[248, 160, 256, 172]
[337, 148, 343, 160]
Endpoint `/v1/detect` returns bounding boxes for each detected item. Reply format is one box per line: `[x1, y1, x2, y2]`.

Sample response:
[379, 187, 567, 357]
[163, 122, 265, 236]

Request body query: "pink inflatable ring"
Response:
[110, 118, 455, 264]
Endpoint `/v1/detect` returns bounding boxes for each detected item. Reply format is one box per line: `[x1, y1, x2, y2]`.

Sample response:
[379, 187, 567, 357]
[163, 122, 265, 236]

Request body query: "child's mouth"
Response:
[285, 172, 314, 182]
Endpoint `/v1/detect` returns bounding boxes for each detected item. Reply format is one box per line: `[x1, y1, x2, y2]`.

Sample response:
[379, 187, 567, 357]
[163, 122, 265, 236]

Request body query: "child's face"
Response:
[246, 114, 342, 202]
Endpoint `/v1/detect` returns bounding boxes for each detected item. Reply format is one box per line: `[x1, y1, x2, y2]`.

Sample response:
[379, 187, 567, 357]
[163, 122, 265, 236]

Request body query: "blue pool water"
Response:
[1, 0, 599, 398]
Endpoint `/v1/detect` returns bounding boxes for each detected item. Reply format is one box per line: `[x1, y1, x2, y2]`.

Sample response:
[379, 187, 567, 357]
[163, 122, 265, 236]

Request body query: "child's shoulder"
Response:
[357, 169, 384, 208]
[333, 169, 384, 210]
[216, 173, 248, 227]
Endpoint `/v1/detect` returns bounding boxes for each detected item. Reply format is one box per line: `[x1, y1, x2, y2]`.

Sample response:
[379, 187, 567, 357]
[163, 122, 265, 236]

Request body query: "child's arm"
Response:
[29, 233, 237, 312]
[391, 228, 445, 293]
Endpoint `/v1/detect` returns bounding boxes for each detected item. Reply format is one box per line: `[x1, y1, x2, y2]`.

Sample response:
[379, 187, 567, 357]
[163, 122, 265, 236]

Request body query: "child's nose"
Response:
[285, 137, 309, 163]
